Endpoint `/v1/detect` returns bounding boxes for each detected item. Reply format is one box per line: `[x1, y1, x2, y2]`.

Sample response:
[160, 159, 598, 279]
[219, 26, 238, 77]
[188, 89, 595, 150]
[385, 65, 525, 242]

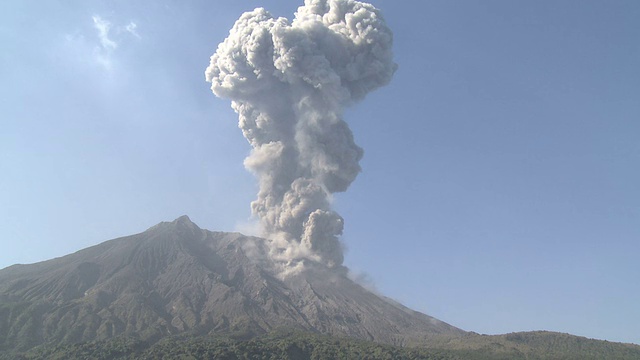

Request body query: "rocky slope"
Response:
[0, 216, 463, 353]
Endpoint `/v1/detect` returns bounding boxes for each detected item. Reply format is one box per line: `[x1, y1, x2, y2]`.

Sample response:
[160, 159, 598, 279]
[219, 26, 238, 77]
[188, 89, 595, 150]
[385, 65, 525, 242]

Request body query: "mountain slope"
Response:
[0, 216, 462, 353]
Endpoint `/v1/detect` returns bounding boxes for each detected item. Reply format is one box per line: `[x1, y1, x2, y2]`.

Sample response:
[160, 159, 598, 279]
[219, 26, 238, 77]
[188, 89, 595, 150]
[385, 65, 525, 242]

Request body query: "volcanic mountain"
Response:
[0, 216, 463, 352]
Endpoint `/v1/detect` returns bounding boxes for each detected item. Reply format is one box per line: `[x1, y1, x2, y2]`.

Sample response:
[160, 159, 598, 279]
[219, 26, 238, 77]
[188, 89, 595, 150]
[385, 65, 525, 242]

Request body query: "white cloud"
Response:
[92, 16, 117, 51]
[124, 22, 141, 39]
[86, 15, 140, 70]
[58, 14, 141, 72]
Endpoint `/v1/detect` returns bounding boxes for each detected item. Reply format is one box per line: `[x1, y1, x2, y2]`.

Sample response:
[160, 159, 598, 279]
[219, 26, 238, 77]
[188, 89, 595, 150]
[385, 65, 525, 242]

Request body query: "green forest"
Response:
[6, 330, 640, 360]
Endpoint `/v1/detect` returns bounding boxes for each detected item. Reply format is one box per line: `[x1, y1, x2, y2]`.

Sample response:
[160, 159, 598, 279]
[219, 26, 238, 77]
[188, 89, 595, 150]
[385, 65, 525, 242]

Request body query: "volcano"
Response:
[0, 216, 463, 352]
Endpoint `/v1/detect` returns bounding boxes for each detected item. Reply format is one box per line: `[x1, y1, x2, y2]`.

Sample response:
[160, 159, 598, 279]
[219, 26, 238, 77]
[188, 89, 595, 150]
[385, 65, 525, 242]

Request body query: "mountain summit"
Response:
[0, 216, 462, 352]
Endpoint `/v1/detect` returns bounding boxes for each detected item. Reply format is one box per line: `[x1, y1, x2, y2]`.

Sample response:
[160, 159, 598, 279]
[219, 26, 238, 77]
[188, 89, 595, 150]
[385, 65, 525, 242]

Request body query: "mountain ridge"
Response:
[0, 216, 463, 353]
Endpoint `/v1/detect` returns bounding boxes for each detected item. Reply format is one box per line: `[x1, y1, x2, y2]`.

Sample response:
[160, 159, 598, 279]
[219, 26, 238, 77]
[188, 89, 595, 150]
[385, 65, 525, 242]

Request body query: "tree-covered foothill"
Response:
[3, 330, 640, 360]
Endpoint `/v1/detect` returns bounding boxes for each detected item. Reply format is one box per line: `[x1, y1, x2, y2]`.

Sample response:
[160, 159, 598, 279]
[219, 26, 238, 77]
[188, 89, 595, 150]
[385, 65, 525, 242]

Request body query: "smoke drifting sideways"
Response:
[206, 0, 396, 269]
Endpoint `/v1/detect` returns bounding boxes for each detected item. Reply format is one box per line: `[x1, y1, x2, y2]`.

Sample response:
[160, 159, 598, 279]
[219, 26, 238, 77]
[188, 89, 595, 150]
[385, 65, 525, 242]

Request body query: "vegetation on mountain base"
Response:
[4, 330, 640, 360]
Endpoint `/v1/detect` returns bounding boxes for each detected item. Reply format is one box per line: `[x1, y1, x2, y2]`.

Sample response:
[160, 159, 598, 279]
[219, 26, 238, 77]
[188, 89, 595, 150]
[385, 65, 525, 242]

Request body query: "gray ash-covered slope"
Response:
[0, 216, 463, 352]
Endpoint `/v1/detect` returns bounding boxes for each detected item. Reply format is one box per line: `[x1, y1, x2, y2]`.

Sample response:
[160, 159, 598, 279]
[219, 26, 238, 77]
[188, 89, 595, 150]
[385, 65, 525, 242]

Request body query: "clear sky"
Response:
[2, 0, 638, 345]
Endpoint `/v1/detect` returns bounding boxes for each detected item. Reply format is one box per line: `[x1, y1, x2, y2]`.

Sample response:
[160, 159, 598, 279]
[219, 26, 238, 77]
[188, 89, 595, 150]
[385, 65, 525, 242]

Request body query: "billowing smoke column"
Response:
[206, 0, 396, 268]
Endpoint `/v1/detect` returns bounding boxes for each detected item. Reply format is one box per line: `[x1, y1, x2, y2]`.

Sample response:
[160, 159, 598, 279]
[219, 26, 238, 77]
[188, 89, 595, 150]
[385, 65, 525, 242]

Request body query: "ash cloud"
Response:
[206, 0, 396, 268]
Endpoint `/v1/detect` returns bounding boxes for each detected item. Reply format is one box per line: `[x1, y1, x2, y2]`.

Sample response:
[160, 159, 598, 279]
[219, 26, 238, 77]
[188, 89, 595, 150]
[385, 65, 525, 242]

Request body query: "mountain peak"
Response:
[146, 215, 201, 233]
[171, 215, 195, 226]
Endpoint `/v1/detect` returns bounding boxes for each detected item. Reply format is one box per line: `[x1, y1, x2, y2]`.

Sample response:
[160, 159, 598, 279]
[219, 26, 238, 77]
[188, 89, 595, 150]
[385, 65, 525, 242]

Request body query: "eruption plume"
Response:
[206, 0, 396, 268]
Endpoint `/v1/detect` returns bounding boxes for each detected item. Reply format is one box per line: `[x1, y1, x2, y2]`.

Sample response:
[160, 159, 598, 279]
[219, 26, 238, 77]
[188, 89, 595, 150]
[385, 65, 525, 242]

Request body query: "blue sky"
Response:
[2, 0, 639, 344]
